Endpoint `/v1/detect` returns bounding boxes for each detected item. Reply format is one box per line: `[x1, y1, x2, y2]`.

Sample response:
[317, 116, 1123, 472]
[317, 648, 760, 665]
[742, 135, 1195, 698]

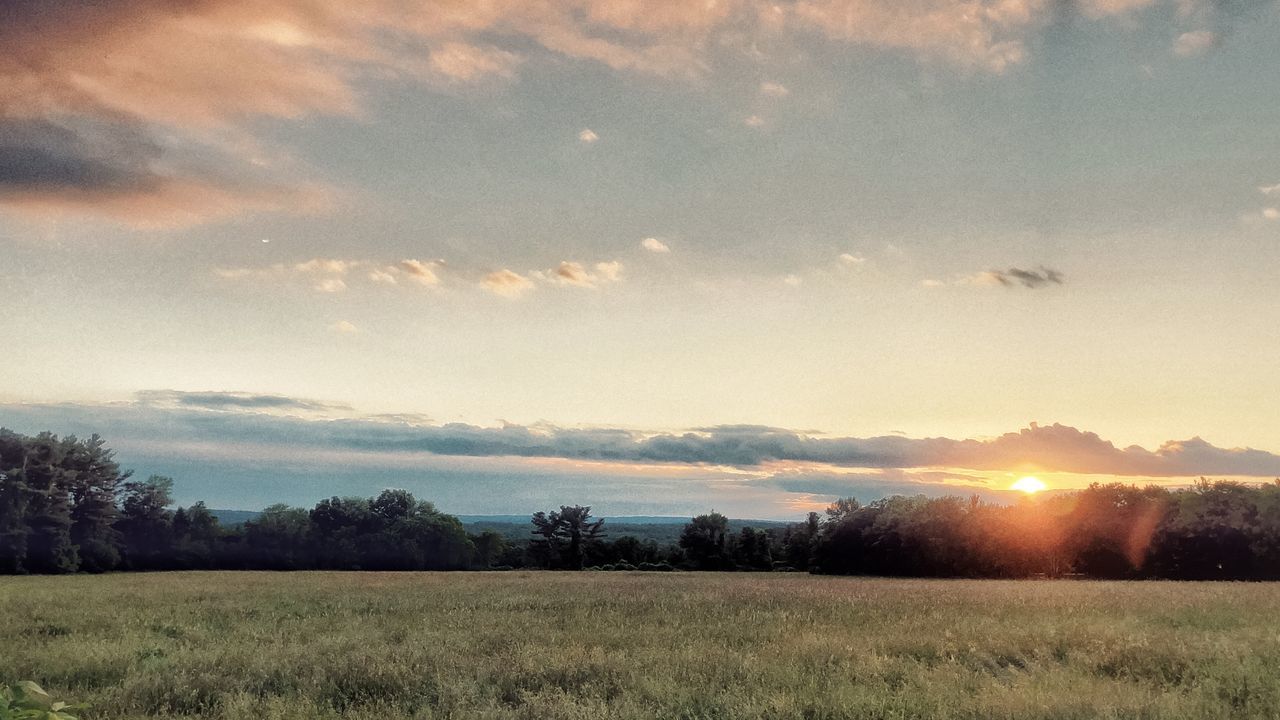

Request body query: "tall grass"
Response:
[3, 572, 1278, 719]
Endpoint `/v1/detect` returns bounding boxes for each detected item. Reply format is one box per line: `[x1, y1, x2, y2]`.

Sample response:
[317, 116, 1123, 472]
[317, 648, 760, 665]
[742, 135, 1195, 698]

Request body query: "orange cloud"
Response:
[0, 0, 1222, 227]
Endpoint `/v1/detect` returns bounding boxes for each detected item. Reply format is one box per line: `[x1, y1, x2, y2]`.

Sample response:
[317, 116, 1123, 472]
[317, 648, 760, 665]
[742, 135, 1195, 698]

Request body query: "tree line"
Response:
[3, 428, 1280, 579]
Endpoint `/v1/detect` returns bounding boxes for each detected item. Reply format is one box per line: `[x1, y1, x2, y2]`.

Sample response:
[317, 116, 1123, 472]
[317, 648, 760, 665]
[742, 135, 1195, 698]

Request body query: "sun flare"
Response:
[1011, 476, 1047, 494]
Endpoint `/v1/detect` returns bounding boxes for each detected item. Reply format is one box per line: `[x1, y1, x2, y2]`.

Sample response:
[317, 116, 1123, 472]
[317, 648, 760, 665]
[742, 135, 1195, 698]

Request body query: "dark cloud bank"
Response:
[3, 391, 1279, 479]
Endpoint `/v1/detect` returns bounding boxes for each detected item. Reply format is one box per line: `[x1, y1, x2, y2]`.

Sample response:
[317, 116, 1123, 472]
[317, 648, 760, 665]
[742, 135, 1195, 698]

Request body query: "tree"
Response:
[824, 497, 860, 525]
[21, 433, 78, 574]
[679, 512, 729, 570]
[243, 504, 313, 569]
[471, 530, 507, 568]
[371, 488, 416, 522]
[782, 512, 820, 571]
[116, 475, 175, 570]
[529, 505, 605, 569]
[733, 527, 772, 570]
[172, 501, 221, 569]
[65, 434, 127, 572]
[0, 429, 33, 573]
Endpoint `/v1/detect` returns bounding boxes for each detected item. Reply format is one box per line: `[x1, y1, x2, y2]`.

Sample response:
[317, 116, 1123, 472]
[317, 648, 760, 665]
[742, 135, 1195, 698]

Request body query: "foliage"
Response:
[678, 512, 729, 569]
[0, 681, 85, 720]
[530, 505, 605, 570]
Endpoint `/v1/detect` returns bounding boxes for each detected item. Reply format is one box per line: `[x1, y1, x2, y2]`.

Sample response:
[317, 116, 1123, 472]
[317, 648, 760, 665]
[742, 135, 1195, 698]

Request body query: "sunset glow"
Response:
[1011, 477, 1047, 495]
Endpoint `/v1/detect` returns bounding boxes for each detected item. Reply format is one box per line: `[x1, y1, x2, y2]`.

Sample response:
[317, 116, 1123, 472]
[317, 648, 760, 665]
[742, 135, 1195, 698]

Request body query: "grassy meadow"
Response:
[3, 572, 1279, 719]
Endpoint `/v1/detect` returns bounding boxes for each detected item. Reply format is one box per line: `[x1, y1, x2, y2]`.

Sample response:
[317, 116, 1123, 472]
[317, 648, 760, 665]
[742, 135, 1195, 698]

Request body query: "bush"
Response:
[1, 681, 86, 719]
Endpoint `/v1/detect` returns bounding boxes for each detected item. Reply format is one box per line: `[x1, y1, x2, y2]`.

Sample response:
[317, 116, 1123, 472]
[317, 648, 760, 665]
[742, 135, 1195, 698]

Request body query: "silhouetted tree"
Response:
[733, 527, 773, 569]
[471, 530, 507, 568]
[680, 512, 729, 570]
[530, 505, 605, 569]
[116, 475, 174, 570]
[65, 434, 128, 572]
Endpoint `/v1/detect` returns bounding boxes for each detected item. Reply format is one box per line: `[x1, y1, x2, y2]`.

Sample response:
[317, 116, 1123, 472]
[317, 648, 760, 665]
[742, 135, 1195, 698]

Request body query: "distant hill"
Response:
[208, 509, 261, 526]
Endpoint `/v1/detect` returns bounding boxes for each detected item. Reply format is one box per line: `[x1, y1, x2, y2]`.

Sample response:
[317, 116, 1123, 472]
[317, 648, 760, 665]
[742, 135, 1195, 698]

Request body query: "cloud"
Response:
[481, 269, 536, 298]
[838, 253, 867, 266]
[426, 42, 522, 83]
[315, 277, 347, 293]
[217, 257, 447, 292]
[133, 390, 351, 413]
[5, 401, 1280, 480]
[578, 128, 600, 144]
[641, 237, 671, 253]
[295, 259, 353, 274]
[759, 81, 789, 97]
[744, 115, 766, 127]
[1173, 29, 1217, 56]
[790, 0, 1035, 73]
[368, 268, 398, 284]
[2, 0, 1254, 226]
[331, 320, 359, 333]
[594, 260, 623, 282]
[217, 256, 624, 296]
[764, 468, 1005, 503]
[216, 256, 358, 292]
[929, 266, 1064, 289]
[397, 259, 443, 287]
[535, 260, 624, 288]
[1263, 208, 1279, 221]
[0, 117, 328, 227]
[993, 266, 1064, 288]
[1260, 183, 1280, 196]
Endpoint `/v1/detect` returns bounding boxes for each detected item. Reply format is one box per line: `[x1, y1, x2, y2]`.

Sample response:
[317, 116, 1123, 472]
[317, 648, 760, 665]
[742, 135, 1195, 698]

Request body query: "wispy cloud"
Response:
[330, 320, 359, 333]
[134, 390, 351, 413]
[397, 259, 444, 287]
[215, 257, 357, 292]
[217, 256, 624, 298]
[425, 42, 522, 83]
[481, 269, 536, 298]
[927, 266, 1065, 289]
[534, 260, 624, 288]
[1173, 29, 1217, 56]
[759, 81, 789, 97]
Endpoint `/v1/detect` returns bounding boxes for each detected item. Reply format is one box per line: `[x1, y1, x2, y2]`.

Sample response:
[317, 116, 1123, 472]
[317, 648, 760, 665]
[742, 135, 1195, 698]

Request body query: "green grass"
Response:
[3, 572, 1279, 719]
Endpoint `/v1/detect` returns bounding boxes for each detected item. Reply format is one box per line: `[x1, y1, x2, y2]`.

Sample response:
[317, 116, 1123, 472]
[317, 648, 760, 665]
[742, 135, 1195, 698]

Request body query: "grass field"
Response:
[3, 572, 1279, 719]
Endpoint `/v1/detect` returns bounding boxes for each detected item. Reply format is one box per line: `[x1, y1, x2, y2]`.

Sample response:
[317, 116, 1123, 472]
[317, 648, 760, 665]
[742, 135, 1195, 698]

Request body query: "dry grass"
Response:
[3, 572, 1279, 719]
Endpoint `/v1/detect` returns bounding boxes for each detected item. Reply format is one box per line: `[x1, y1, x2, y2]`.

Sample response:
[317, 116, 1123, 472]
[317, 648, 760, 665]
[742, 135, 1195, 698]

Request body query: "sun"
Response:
[1011, 476, 1047, 494]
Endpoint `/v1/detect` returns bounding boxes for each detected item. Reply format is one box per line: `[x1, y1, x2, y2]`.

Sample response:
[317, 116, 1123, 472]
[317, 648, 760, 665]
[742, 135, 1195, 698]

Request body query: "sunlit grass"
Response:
[3, 572, 1279, 719]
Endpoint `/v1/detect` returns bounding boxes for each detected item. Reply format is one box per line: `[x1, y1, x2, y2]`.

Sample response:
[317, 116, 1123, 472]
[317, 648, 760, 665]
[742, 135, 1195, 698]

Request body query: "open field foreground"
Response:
[4, 573, 1280, 720]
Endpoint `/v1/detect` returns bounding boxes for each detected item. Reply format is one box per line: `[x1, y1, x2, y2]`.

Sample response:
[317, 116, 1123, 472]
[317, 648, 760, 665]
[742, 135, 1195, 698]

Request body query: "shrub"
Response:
[1, 681, 87, 720]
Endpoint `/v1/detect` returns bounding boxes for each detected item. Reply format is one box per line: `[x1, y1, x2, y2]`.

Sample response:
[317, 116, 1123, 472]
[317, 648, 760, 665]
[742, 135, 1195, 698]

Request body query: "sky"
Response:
[2, 0, 1279, 518]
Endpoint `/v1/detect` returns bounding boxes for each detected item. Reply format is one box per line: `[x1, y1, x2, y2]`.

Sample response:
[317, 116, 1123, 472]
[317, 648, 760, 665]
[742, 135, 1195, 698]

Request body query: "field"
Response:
[3, 573, 1279, 719]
